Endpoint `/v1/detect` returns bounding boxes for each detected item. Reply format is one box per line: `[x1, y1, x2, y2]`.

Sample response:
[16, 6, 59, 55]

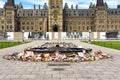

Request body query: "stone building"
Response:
[0, 0, 120, 32]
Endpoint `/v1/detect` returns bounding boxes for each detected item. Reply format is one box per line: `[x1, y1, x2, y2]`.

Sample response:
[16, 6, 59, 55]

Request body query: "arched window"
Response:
[54, 10, 57, 18]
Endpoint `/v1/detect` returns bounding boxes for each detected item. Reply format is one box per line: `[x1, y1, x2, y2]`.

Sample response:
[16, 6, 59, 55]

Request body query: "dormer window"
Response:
[115, 11, 117, 14]
[17, 14, 19, 16]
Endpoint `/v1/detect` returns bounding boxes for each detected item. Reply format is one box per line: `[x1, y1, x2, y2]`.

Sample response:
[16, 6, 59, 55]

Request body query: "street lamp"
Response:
[22, 30, 24, 42]
[89, 29, 91, 43]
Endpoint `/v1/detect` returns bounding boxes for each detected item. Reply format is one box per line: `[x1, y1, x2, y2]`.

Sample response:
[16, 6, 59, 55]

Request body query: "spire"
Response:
[5, 0, 15, 7]
[19, 2, 23, 8]
[89, 2, 95, 9]
[89, 2, 93, 8]
[104, 2, 108, 8]
[64, 3, 69, 9]
[96, 0, 104, 7]
[8, 0, 14, 4]
[43, 3, 48, 9]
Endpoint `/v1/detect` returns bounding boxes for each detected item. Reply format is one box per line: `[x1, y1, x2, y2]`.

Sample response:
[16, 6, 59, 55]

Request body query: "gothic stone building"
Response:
[0, 0, 120, 32]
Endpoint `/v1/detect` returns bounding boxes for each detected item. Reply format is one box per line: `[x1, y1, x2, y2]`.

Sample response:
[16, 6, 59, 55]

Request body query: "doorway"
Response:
[53, 25, 58, 32]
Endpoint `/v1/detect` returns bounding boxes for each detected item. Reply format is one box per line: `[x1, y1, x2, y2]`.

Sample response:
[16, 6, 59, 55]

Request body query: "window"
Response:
[27, 27, 29, 30]
[111, 25, 114, 28]
[87, 22, 89, 25]
[115, 25, 117, 29]
[7, 25, 9, 29]
[79, 26, 80, 30]
[87, 26, 89, 30]
[31, 27, 33, 30]
[102, 25, 104, 28]
[99, 20, 104, 24]
[82, 22, 85, 25]
[115, 21, 117, 23]
[39, 22, 42, 25]
[22, 22, 25, 25]
[27, 22, 29, 25]
[54, 10, 57, 18]
[31, 22, 34, 25]
[99, 25, 101, 28]
[78, 22, 81, 25]
[1, 21, 4, 23]
[1, 11, 3, 13]
[40, 27, 42, 30]
[10, 25, 12, 29]
[2, 26, 4, 29]
[7, 12, 12, 14]
[111, 21, 113, 24]
[70, 22, 72, 25]
[83, 26, 84, 30]
[17, 14, 19, 16]
[70, 27, 72, 30]
[7, 21, 12, 24]
[22, 27, 25, 30]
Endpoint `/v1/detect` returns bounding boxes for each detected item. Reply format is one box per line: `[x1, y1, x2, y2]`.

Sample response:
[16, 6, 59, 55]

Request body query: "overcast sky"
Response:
[0, 0, 119, 9]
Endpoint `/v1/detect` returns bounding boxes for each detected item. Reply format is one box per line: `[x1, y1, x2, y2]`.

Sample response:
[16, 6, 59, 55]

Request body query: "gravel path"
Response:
[0, 40, 120, 80]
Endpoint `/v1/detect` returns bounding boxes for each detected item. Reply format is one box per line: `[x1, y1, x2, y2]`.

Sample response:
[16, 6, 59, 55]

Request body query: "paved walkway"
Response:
[0, 40, 120, 80]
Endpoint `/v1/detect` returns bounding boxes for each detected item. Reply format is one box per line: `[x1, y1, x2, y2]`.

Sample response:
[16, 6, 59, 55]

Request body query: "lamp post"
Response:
[89, 29, 91, 43]
[22, 30, 24, 42]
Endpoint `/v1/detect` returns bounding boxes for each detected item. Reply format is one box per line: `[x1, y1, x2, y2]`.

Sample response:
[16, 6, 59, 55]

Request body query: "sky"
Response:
[0, 0, 120, 9]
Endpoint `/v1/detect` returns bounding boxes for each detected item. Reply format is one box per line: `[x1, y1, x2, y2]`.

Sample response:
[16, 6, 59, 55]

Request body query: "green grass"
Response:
[90, 41, 120, 50]
[0, 41, 29, 49]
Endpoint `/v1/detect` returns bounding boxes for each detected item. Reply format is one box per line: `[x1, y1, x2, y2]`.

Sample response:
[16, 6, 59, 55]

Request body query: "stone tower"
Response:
[48, 0, 63, 32]
[4, 0, 17, 32]
[94, 0, 108, 31]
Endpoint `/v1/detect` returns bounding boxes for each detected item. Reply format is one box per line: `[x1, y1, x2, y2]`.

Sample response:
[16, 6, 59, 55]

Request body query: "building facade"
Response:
[0, 0, 120, 32]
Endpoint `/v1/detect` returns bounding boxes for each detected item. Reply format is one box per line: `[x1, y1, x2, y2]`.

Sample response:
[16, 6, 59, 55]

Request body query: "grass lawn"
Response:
[0, 41, 29, 49]
[90, 41, 120, 50]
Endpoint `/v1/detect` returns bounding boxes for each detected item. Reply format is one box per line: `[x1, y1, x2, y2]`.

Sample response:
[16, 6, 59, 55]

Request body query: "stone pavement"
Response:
[0, 40, 120, 80]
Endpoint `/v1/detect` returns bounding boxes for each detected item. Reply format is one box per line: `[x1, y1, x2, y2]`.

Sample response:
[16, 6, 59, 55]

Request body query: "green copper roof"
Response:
[19, 2, 23, 8]
[43, 3, 48, 9]
[64, 3, 69, 9]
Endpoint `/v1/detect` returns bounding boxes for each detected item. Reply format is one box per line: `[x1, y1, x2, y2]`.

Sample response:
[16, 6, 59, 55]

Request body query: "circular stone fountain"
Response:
[3, 42, 112, 62]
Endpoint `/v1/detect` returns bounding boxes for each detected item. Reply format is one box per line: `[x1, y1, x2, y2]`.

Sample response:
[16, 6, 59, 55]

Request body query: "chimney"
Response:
[71, 4, 73, 9]
[38, 5, 40, 10]
[76, 4, 78, 10]
[38, 5, 40, 14]
[34, 4, 36, 10]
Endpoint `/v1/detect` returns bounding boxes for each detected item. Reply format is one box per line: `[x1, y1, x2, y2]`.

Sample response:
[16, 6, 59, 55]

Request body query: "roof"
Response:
[64, 9, 95, 17]
[17, 9, 48, 17]
[108, 9, 120, 15]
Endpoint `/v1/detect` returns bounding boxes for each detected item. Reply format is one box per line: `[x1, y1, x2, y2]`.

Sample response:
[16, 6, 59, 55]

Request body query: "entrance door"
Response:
[52, 25, 61, 40]
[53, 25, 58, 32]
